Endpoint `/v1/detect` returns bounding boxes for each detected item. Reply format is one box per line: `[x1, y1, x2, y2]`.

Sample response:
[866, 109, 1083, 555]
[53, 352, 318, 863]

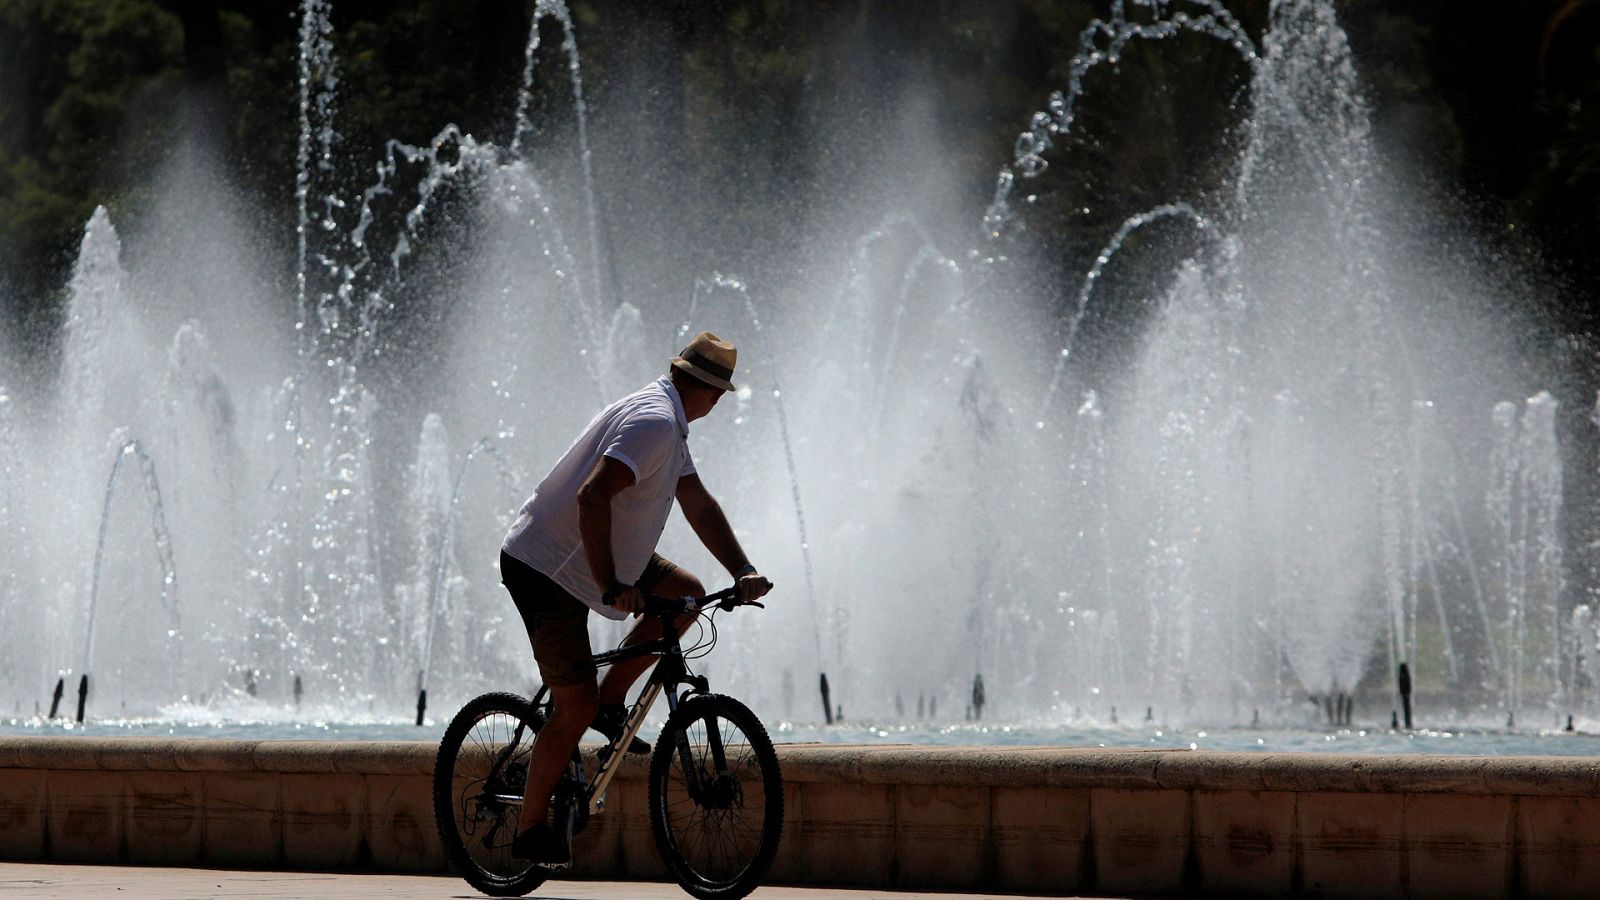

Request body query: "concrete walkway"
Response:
[0, 863, 1106, 899]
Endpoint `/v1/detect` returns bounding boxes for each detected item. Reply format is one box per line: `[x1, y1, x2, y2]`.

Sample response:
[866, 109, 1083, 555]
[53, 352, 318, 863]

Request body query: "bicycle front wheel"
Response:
[648, 693, 784, 900]
[433, 691, 549, 897]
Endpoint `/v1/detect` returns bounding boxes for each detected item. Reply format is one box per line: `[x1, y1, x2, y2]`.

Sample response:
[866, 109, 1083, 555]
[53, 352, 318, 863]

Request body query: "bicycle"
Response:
[432, 584, 783, 899]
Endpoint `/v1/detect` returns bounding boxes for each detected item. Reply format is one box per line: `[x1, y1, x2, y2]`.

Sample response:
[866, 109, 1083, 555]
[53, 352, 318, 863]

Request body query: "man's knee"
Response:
[663, 567, 704, 599]
[663, 571, 704, 635]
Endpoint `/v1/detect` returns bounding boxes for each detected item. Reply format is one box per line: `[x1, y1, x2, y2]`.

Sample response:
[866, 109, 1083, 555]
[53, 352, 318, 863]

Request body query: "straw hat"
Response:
[671, 332, 737, 392]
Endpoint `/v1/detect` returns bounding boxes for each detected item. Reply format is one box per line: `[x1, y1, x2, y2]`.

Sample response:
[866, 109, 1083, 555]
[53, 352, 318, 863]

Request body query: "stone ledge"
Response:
[780, 744, 1600, 796]
[6, 738, 1600, 896]
[4, 738, 1600, 796]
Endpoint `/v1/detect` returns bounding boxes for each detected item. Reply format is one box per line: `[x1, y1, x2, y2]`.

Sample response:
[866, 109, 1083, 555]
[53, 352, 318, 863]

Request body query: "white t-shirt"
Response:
[503, 377, 696, 619]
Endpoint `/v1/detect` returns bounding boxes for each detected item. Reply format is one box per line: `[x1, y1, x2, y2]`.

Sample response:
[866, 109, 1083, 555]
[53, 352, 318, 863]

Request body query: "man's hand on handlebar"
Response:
[737, 569, 773, 605]
[604, 579, 644, 613]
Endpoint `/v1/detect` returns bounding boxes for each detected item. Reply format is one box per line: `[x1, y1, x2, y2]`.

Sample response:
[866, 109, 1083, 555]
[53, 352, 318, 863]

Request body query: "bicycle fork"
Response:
[676, 708, 729, 807]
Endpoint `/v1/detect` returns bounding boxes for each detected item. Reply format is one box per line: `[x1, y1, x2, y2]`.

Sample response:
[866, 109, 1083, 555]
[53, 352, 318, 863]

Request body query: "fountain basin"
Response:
[2, 737, 1597, 897]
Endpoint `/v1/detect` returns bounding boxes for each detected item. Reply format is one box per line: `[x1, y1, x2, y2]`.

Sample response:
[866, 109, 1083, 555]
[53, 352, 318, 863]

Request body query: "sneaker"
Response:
[591, 703, 651, 755]
[510, 822, 570, 864]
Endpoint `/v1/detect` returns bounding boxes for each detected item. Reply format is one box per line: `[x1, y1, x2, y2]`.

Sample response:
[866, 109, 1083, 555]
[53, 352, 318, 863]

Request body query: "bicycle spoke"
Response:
[657, 701, 776, 886]
[453, 709, 534, 875]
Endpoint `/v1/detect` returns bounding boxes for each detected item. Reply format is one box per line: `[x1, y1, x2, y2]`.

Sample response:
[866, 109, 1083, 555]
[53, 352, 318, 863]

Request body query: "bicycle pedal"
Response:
[591, 704, 652, 755]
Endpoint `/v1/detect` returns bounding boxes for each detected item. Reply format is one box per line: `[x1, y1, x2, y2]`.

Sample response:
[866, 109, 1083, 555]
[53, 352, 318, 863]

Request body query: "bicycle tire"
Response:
[433, 691, 550, 897]
[648, 693, 784, 900]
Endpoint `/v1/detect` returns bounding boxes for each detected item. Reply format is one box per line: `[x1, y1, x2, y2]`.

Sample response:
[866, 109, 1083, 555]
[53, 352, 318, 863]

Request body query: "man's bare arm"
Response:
[676, 473, 772, 601]
[577, 455, 640, 610]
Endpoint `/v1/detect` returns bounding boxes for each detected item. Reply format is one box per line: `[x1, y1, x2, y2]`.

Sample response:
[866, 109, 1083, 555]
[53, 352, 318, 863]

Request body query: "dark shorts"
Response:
[500, 550, 679, 688]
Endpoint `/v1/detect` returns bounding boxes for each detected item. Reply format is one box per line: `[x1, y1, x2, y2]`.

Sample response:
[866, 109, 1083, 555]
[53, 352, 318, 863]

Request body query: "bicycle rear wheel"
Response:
[433, 691, 549, 897]
[648, 693, 784, 900]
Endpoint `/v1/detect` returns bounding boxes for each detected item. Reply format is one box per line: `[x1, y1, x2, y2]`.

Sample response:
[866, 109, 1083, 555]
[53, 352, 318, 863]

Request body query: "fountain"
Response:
[76, 439, 181, 721]
[413, 427, 522, 724]
[0, 0, 1588, 743]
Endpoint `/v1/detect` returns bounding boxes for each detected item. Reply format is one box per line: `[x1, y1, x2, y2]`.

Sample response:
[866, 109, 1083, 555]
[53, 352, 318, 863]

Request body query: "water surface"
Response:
[6, 714, 1598, 757]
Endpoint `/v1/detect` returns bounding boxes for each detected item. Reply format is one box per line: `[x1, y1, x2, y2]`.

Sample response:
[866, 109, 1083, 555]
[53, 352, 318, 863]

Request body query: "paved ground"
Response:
[0, 863, 1107, 899]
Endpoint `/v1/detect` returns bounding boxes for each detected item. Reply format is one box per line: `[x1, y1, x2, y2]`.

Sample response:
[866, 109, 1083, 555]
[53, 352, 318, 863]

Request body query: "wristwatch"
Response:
[736, 563, 757, 578]
[602, 579, 629, 605]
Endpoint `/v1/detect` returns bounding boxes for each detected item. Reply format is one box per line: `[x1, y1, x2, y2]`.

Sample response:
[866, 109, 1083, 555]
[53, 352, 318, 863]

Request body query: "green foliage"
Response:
[0, 0, 1597, 344]
[0, 0, 183, 319]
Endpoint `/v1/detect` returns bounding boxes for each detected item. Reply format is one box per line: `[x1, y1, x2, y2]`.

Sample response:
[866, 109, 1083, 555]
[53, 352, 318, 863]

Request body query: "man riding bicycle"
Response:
[499, 331, 773, 864]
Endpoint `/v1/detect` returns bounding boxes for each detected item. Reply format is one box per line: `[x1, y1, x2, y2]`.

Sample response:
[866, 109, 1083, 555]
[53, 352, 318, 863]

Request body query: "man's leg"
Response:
[597, 562, 702, 705]
[518, 681, 597, 833]
[500, 552, 599, 848]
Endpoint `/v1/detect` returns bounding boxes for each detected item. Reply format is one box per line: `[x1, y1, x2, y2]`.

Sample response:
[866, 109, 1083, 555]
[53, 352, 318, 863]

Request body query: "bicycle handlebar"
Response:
[602, 581, 772, 615]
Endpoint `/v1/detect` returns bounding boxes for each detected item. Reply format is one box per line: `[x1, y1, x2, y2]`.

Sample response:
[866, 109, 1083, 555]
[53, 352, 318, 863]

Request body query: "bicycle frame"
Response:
[576, 597, 711, 815]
